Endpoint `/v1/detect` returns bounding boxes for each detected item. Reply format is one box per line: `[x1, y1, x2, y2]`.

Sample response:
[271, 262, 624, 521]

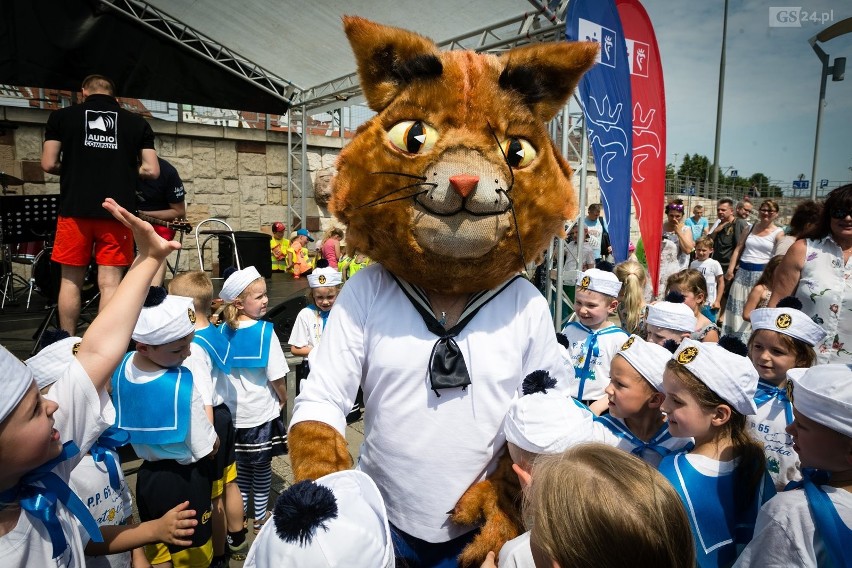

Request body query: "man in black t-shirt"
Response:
[41, 75, 160, 334]
[137, 157, 186, 285]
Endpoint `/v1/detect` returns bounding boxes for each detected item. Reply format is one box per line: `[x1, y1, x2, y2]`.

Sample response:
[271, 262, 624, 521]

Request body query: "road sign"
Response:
[820, 179, 829, 188]
[792, 180, 810, 190]
[730, 169, 738, 178]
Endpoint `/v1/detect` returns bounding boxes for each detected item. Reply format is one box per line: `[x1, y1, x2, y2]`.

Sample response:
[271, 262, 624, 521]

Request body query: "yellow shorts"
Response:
[146, 538, 212, 568]
[211, 461, 238, 499]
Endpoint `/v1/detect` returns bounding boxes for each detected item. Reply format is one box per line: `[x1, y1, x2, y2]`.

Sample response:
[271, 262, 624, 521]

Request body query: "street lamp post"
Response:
[809, 18, 852, 200]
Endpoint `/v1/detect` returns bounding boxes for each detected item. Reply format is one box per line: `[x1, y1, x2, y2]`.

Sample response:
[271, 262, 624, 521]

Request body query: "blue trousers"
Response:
[391, 524, 476, 568]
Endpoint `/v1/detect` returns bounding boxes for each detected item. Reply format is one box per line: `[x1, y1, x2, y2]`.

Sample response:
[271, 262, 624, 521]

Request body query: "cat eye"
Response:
[500, 137, 536, 168]
[387, 120, 438, 154]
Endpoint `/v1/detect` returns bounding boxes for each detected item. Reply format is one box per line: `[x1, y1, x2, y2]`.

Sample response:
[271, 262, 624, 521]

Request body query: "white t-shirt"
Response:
[735, 486, 852, 567]
[219, 320, 289, 429]
[288, 306, 327, 360]
[69, 454, 133, 568]
[290, 264, 571, 543]
[184, 342, 222, 407]
[119, 354, 217, 464]
[560, 323, 628, 402]
[498, 530, 535, 568]
[690, 258, 724, 305]
[748, 395, 799, 491]
[0, 359, 113, 567]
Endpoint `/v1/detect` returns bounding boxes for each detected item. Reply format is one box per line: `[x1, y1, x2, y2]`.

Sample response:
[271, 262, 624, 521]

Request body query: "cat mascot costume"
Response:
[289, 16, 597, 567]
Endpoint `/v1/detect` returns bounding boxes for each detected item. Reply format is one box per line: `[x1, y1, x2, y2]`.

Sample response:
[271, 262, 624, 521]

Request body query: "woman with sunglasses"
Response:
[722, 199, 784, 341]
[656, 198, 695, 301]
[771, 184, 852, 363]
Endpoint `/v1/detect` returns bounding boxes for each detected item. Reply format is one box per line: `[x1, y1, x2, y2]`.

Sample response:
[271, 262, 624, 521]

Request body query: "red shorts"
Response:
[51, 216, 134, 267]
[152, 224, 177, 241]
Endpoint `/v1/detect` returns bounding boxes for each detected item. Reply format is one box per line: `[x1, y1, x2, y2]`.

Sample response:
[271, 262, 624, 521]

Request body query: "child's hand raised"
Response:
[153, 501, 197, 547]
[102, 198, 180, 262]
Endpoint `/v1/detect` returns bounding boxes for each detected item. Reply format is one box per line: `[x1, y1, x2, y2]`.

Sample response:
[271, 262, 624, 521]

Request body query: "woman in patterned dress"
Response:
[772, 184, 852, 363]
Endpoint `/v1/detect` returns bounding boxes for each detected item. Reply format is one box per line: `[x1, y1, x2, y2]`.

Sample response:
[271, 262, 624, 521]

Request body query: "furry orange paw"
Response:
[288, 420, 353, 481]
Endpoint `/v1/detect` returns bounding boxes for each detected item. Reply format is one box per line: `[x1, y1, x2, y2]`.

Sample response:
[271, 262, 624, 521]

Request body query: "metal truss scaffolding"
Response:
[97, 0, 575, 245]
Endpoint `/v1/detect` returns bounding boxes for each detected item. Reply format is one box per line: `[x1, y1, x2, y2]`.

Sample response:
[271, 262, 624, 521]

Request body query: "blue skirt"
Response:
[234, 416, 287, 464]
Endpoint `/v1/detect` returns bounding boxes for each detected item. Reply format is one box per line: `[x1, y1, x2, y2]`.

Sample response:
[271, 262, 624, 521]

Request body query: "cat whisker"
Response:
[352, 180, 435, 210]
[372, 171, 428, 181]
[353, 187, 433, 210]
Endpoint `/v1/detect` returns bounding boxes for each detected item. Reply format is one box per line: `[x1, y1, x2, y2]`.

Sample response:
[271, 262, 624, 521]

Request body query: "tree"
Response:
[666, 162, 676, 180]
[677, 154, 711, 182]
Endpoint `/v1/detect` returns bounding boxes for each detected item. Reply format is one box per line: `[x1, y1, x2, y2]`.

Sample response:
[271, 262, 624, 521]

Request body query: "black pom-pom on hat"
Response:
[521, 370, 557, 396]
[143, 286, 168, 307]
[222, 266, 238, 280]
[273, 480, 338, 546]
[718, 335, 749, 357]
[41, 328, 70, 348]
[595, 260, 615, 272]
[664, 290, 685, 303]
[555, 332, 570, 349]
[315, 258, 330, 269]
[776, 296, 803, 310]
[662, 339, 679, 353]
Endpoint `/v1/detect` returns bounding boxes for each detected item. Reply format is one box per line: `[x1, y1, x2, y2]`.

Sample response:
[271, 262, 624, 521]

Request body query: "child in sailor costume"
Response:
[169, 271, 245, 565]
[246, 470, 394, 567]
[288, 264, 344, 402]
[735, 364, 852, 568]
[560, 269, 628, 414]
[0, 200, 195, 568]
[290, 264, 571, 561]
[644, 295, 697, 347]
[555, 334, 693, 468]
[658, 339, 776, 568]
[27, 333, 142, 568]
[746, 298, 826, 491]
[498, 370, 583, 568]
[112, 290, 218, 567]
[216, 266, 288, 534]
[288, 265, 343, 362]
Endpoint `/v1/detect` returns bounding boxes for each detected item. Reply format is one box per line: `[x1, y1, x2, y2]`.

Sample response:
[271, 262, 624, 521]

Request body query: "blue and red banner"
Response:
[616, 0, 666, 294]
[567, 0, 633, 263]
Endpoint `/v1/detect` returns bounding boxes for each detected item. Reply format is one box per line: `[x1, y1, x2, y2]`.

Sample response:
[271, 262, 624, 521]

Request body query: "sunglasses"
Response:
[758, 208, 775, 213]
[830, 209, 852, 220]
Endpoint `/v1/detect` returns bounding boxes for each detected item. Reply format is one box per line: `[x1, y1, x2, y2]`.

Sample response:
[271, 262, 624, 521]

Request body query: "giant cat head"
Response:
[331, 17, 598, 294]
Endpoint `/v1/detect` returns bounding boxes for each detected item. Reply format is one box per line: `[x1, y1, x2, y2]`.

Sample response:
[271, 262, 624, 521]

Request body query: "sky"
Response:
[634, 0, 852, 190]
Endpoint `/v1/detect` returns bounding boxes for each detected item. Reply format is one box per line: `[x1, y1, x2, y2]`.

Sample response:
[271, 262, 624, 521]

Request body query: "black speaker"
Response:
[218, 231, 273, 278]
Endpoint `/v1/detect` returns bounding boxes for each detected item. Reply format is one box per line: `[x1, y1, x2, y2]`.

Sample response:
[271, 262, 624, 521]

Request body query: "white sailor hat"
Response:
[787, 364, 852, 438]
[0, 345, 35, 423]
[576, 268, 622, 298]
[750, 307, 827, 347]
[672, 339, 758, 415]
[615, 334, 671, 392]
[647, 301, 697, 333]
[246, 470, 394, 568]
[219, 266, 262, 303]
[503, 371, 574, 455]
[25, 336, 82, 390]
[132, 294, 196, 345]
[308, 267, 342, 289]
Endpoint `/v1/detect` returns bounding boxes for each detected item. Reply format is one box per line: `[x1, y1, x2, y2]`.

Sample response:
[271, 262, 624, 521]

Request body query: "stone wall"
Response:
[0, 105, 345, 272]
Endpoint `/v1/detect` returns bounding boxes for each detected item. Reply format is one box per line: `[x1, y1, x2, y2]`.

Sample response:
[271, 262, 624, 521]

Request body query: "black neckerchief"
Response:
[391, 273, 522, 396]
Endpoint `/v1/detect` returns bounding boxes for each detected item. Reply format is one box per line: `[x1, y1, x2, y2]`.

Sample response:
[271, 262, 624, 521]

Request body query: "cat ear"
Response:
[498, 42, 599, 123]
[343, 16, 443, 112]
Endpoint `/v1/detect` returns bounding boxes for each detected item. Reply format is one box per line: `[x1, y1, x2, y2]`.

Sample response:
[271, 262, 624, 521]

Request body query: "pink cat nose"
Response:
[449, 174, 479, 198]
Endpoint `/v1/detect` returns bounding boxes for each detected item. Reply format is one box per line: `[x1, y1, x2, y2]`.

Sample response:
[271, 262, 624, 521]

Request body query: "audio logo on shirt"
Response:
[84, 110, 118, 149]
